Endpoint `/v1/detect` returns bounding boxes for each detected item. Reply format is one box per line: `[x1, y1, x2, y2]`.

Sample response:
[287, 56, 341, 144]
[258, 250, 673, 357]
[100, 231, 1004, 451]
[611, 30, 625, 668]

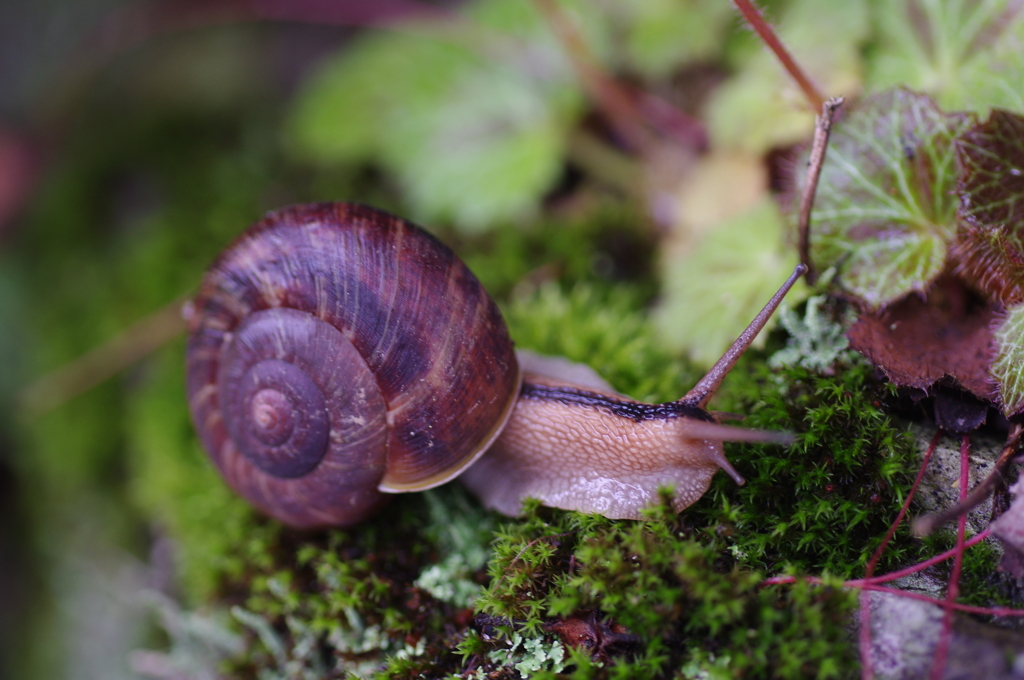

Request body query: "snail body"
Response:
[186, 202, 801, 528]
[461, 374, 741, 518]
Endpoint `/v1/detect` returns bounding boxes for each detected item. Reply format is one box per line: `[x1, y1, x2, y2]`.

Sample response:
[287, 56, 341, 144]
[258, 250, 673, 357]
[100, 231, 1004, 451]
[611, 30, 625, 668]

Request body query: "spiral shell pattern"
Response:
[186, 203, 520, 527]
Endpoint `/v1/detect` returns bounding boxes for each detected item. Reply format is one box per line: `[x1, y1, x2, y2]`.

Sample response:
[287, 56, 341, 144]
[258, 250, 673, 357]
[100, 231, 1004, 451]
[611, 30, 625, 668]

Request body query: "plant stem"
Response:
[19, 295, 188, 416]
[798, 97, 843, 285]
[928, 435, 971, 680]
[858, 427, 939, 680]
[855, 529, 991, 586]
[763, 574, 1024, 617]
[731, 0, 825, 110]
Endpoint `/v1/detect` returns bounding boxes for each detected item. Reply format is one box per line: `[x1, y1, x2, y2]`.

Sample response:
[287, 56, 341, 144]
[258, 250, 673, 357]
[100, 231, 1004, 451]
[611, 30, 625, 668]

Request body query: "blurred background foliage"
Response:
[1, 0, 1023, 677]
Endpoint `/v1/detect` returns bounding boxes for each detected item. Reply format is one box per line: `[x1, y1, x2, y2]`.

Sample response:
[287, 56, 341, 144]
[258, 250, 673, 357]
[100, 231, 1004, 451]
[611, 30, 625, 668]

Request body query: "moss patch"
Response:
[474, 500, 858, 679]
[697, 356, 923, 577]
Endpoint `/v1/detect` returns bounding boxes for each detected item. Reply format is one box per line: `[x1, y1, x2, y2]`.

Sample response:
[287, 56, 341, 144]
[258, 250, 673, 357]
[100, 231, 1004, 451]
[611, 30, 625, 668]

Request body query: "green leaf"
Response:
[612, 0, 732, 77]
[953, 109, 1024, 305]
[287, 0, 587, 231]
[380, 70, 570, 230]
[838, 229, 949, 306]
[866, 0, 1024, 114]
[287, 33, 473, 163]
[655, 197, 804, 367]
[991, 302, 1024, 415]
[808, 88, 972, 308]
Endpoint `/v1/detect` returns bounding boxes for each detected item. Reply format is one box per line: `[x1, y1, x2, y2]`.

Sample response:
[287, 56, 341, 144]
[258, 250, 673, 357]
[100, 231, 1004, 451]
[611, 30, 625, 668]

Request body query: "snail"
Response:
[186, 202, 803, 528]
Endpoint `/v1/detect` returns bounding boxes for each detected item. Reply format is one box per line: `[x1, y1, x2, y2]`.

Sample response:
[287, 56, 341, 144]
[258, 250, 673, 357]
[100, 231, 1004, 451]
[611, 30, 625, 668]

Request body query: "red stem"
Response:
[928, 436, 971, 679]
[764, 428, 1024, 672]
[856, 529, 991, 586]
[857, 584, 1024, 617]
[732, 0, 825, 110]
[765, 432, 1013, 671]
[858, 428, 941, 680]
[763, 528, 993, 589]
[867, 430, 942, 576]
[762, 575, 1024, 617]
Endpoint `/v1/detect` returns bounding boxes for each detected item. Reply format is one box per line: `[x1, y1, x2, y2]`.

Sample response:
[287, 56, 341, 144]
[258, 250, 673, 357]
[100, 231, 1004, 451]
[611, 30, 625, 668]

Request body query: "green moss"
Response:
[214, 486, 495, 679]
[474, 500, 858, 679]
[64, 244, 933, 679]
[127, 341, 268, 601]
[699, 355, 921, 577]
[503, 283, 700, 404]
[464, 205, 656, 292]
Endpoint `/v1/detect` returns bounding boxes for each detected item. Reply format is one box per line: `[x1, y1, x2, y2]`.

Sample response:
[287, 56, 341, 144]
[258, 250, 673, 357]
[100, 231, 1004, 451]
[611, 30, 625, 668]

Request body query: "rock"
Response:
[864, 590, 1024, 680]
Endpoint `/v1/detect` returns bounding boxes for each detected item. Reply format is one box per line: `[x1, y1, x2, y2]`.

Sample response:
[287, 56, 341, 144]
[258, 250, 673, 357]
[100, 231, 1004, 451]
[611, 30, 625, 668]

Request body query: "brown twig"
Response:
[19, 296, 189, 416]
[913, 421, 1024, 537]
[798, 97, 843, 285]
[731, 0, 825, 110]
[530, 0, 655, 154]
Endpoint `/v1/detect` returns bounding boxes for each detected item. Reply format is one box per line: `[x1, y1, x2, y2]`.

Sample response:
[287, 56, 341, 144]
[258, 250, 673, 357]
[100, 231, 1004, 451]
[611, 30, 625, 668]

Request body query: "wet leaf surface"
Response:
[954, 108, 1024, 306]
[809, 88, 972, 308]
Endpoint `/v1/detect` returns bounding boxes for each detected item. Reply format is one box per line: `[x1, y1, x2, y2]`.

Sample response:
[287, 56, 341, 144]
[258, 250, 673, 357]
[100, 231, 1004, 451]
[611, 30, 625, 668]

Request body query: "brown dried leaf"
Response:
[846, 277, 997, 402]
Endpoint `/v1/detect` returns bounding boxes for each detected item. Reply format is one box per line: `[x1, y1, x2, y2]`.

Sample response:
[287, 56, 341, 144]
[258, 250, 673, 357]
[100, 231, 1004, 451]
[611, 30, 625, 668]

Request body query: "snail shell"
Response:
[186, 203, 520, 528]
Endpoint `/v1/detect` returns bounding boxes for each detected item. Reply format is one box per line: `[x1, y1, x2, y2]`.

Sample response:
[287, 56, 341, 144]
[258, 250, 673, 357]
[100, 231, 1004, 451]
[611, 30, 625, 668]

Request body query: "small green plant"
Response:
[474, 500, 858, 679]
[703, 357, 922, 577]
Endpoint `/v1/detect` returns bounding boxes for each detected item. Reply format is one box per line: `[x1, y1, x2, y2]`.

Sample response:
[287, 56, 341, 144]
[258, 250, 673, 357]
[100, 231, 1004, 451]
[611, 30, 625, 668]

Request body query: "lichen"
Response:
[487, 632, 568, 678]
[768, 295, 854, 373]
